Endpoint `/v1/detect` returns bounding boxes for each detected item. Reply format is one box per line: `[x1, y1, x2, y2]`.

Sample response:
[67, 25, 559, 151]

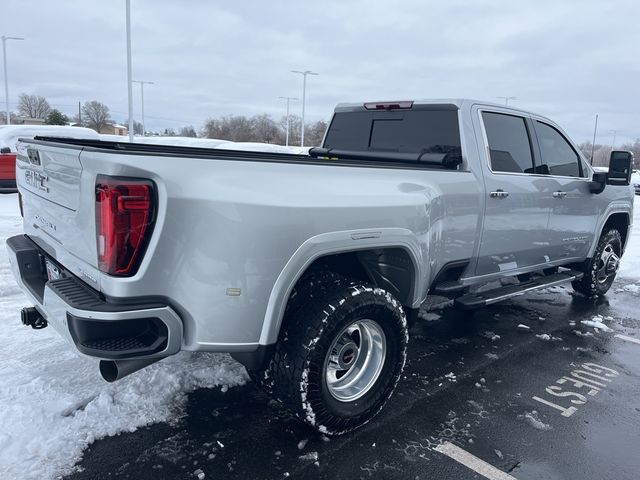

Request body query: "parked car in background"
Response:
[0, 125, 99, 193]
[631, 169, 640, 195]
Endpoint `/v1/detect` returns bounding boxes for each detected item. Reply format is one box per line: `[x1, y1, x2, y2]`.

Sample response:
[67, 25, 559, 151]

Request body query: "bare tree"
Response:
[0, 111, 18, 124]
[179, 125, 197, 137]
[18, 94, 51, 119]
[304, 120, 328, 147]
[200, 113, 328, 146]
[279, 115, 301, 146]
[202, 115, 254, 142]
[130, 120, 143, 135]
[82, 100, 111, 132]
[252, 114, 279, 143]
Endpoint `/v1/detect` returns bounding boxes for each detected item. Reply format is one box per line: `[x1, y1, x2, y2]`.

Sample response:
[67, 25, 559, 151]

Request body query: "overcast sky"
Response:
[3, 0, 639, 143]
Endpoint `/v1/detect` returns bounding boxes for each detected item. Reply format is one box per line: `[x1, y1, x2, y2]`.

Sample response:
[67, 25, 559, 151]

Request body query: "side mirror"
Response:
[607, 150, 634, 185]
[589, 171, 607, 194]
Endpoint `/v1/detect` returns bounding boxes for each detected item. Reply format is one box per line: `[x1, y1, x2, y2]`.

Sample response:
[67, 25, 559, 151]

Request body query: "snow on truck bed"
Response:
[98, 134, 311, 155]
[0, 195, 247, 480]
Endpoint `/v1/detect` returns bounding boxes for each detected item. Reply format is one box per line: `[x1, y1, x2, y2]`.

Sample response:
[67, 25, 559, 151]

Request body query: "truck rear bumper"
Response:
[0, 178, 18, 193]
[6, 235, 183, 361]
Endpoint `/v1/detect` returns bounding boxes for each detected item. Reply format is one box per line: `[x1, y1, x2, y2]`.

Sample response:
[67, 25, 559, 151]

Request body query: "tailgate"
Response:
[15, 140, 101, 287]
[16, 141, 82, 209]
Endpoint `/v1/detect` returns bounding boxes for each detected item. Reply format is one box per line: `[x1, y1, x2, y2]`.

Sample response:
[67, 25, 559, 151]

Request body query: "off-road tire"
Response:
[572, 228, 622, 297]
[254, 279, 408, 434]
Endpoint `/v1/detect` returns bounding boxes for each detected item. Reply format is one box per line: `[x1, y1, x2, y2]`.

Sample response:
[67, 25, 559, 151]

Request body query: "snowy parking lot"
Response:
[1, 192, 639, 480]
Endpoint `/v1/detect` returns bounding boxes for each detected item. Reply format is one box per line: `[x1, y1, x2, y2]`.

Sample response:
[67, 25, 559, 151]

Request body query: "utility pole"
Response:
[497, 96, 516, 106]
[125, 0, 134, 141]
[2, 35, 24, 125]
[132, 80, 154, 136]
[291, 70, 318, 146]
[590, 114, 598, 165]
[278, 96, 298, 146]
[78, 101, 82, 125]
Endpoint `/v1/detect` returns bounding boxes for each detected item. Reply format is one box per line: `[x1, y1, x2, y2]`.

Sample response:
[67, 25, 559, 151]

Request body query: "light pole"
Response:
[590, 114, 598, 165]
[2, 35, 24, 125]
[278, 96, 298, 146]
[133, 80, 154, 136]
[125, 0, 134, 141]
[291, 70, 318, 146]
[497, 96, 516, 106]
[609, 129, 617, 151]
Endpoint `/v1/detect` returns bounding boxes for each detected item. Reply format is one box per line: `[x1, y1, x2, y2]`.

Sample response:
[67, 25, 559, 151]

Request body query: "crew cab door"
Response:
[474, 109, 553, 277]
[530, 119, 600, 261]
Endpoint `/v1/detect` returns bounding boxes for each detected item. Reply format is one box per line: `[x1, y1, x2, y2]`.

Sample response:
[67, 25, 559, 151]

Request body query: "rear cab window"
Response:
[323, 107, 462, 160]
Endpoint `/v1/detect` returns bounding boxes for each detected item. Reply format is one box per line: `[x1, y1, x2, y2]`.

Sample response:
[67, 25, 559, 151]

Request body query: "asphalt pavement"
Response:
[66, 279, 640, 480]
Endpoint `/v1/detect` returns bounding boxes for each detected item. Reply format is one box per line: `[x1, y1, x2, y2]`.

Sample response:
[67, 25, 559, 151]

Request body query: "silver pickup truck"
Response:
[7, 99, 635, 434]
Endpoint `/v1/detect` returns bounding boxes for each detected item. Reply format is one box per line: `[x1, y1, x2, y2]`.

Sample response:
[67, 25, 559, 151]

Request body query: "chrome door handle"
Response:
[490, 190, 509, 198]
[552, 191, 567, 198]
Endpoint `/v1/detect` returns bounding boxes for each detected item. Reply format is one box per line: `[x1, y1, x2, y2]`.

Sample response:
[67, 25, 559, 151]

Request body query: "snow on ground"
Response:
[618, 197, 640, 282]
[0, 194, 248, 480]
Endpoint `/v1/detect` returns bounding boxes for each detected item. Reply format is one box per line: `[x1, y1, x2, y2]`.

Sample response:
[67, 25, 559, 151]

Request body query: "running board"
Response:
[454, 270, 583, 309]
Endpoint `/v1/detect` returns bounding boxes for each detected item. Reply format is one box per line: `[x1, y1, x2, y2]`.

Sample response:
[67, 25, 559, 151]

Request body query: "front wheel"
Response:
[572, 228, 622, 297]
[258, 280, 408, 435]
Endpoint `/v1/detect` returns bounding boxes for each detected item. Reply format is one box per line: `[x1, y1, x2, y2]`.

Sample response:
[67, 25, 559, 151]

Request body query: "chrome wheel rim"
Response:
[596, 243, 620, 284]
[324, 319, 387, 402]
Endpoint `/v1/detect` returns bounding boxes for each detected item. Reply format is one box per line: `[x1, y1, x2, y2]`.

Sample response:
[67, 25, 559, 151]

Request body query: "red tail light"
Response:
[95, 176, 156, 276]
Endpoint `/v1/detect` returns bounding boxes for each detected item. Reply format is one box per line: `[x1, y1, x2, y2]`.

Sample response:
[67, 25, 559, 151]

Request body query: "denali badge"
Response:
[34, 214, 57, 232]
[25, 169, 49, 193]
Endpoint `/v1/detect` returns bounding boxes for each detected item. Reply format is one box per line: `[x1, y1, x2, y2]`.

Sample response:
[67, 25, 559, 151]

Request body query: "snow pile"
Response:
[482, 331, 501, 341]
[535, 334, 562, 341]
[519, 410, 552, 431]
[444, 372, 457, 382]
[617, 283, 640, 294]
[574, 330, 594, 337]
[581, 315, 613, 333]
[419, 311, 441, 322]
[0, 194, 248, 480]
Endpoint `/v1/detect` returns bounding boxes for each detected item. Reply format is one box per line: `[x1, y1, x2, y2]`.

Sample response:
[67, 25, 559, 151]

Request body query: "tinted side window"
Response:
[482, 112, 534, 173]
[535, 121, 581, 177]
[323, 110, 461, 155]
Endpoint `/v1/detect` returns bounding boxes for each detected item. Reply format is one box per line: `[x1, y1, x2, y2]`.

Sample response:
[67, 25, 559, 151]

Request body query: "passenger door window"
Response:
[482, 112, 535, 174]
[535, 121, 581, 177]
